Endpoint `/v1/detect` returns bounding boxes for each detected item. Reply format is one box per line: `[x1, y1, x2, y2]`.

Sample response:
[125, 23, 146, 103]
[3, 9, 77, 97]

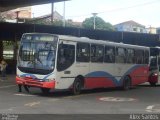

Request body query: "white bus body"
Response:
[16, 33, 150, 94]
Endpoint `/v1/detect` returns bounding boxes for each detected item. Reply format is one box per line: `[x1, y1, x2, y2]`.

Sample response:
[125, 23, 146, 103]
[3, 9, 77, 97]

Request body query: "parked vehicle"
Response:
[16, 33, 150, 94]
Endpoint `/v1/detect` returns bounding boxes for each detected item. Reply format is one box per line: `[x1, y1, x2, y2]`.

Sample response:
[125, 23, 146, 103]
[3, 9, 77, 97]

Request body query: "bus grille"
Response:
[26, 81, 43, 87]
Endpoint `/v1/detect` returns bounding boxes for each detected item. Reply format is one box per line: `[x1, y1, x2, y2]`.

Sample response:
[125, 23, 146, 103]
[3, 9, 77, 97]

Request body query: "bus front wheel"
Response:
[149, 82, 156, 87]
[72, 78, 82, 95]
[122, 76, 131, 90]
[41, 88, 50, 94]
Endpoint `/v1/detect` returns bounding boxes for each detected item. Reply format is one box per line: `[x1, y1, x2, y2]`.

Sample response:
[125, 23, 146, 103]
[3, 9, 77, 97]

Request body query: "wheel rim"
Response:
[73, 80, 81, 94]
[75, 82, 80, 93]
[41, 88, 50, 94]
[123, 76, 131, 90]
[125, 80, 130, 89]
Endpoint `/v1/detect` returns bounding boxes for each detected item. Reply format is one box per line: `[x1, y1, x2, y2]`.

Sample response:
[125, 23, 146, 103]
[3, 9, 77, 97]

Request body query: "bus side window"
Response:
[115, 47, 126, 63]
[150, 57, 158, 70]
[144, 50, 149, 64]
[126, 48, 135, 64]
[135, 50, 144, 64]
[158, 57, 160, 71]
[57, 44, 75, 71]
[91, 44, 104, 63]
[104, 46, 115, 63]
[76, 43, 90, 62]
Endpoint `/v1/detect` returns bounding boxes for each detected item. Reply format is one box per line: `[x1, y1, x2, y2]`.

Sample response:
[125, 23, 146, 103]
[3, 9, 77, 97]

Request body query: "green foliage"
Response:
[82, 17, 115, 31]
[26, 18, 51, 25]
[3, 41, 14, 50]
[26, 18, 64, 26]
[26, 16, 114, 30]
[66, 20, 81, 28]
[52, 20, 81, 28]
[26, 19, 81, 28]
[52, 20, 63, 26]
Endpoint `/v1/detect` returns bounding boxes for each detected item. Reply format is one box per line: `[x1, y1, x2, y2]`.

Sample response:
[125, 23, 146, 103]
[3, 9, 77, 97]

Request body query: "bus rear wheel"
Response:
[122, 76, 131, 90]
[72, 78, 82, 95]
[41, 88, 50, 94]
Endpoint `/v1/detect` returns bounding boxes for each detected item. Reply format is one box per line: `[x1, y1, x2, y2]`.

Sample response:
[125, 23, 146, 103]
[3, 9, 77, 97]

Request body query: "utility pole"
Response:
[63, 1, 66, 27]
[92, 13, 98, 29]
[16, 11, 20, 23]
[51, 2, 54, 24]
[32, 13, 34, 18]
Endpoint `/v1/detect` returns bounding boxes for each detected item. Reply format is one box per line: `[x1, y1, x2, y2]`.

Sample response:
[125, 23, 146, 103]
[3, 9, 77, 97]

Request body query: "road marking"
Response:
[47, 98, 59, 102]
[146, 105, 160, 112]
[63, 94, 86, 99]
[7, 107, 17, 111]
[99, 97, 136, 102]
[14, 93, 36, 97]
[146, 105, 154, 112]
[0, 85, 16, 89]
[25, 101, 40, 107]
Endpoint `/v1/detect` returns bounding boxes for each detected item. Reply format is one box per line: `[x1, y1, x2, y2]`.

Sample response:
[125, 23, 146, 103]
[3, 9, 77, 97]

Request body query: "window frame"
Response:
[57, 43, 75, 71]
[126, 48, 135, 64]
[76, 42, 90, 62]
[135, 49, 144, 64]
[91, 44, 104, 63]
[104, 45, 115, 63]
[115, 47, 126, 63]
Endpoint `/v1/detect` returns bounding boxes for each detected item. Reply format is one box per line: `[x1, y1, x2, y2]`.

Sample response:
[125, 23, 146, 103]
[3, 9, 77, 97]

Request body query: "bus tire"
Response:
[122, 76, 131, 90]
[72, 78, 82, 95]
[149, 82, 156, 87]
[41, 88, 50, 94]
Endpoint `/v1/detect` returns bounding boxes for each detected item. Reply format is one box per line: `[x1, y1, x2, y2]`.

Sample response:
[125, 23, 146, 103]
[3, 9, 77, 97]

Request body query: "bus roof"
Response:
[58, 34, 149, 50]
[23, 33, 149, 50]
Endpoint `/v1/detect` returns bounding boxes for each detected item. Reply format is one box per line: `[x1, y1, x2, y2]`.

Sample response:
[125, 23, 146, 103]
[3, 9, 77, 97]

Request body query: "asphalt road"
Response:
[0, 75, 160, 120]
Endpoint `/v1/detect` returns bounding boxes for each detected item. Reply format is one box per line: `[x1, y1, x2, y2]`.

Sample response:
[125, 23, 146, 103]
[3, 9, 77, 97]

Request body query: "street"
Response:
[0, 75, 160, 120]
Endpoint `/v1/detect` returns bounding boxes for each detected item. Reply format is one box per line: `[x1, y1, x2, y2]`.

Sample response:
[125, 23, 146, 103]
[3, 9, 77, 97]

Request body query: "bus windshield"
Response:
[17, 34, 58, 74]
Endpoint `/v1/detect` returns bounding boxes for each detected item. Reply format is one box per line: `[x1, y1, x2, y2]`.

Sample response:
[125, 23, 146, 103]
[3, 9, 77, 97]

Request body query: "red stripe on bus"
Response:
[16, 76, 55, 89]
[84, 77, 115, 89]
[129, 66, 149, 85]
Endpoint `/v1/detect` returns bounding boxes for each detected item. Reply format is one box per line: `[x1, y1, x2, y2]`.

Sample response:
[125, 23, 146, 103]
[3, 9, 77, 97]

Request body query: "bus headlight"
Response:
[45, 79, 55, 82]
[17, 75, 24, 79]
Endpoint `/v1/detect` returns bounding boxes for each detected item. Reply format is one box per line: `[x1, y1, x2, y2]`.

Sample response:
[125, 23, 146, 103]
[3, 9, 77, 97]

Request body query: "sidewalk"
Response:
[0, 74, 16, 87]
[140, 81, 160, 86]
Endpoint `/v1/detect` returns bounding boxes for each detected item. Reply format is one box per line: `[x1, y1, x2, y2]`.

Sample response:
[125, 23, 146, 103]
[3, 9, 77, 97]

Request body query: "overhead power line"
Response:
[66, 0, 159, 18]
[99, 0, 160, 14]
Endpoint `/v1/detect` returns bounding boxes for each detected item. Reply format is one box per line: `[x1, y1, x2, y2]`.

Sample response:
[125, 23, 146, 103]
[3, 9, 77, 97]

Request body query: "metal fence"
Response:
[0, 22, 160, 47]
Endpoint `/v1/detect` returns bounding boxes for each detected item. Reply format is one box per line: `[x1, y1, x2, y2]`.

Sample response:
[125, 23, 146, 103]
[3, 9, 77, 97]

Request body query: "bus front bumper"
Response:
[16, 76, 55, 89]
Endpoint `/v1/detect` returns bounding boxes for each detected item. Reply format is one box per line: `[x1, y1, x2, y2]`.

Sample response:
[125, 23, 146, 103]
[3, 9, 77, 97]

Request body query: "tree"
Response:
[26, 18, 81, 28]
[26, 18, 53, 25]
[52, 20, 63, 26]
[82, 16, 115, 31]
[65, 19, 81, 28]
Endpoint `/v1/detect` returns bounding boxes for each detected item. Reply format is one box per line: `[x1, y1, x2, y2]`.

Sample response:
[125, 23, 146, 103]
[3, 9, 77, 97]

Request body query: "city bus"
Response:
[16, 33, 150, 95]
[149, 47, 160, 86]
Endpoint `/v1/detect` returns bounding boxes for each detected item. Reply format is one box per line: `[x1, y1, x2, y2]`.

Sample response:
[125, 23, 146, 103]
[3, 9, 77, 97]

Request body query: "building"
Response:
[157, 27, 160, 34]
[24, 10, 64, 25]
[27, 11, 83, 28]
[1, 7, 32, 23]
[114, 20, 147, 33]
[146, 27, 157, 34]
[67, 19, 82, 28]
[1, 6, 63, 24]
[30, 11, 63, 22]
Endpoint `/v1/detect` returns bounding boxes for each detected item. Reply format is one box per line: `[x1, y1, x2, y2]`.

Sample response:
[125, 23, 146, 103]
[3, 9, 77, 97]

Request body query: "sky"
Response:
[32, 0, 160, 27]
